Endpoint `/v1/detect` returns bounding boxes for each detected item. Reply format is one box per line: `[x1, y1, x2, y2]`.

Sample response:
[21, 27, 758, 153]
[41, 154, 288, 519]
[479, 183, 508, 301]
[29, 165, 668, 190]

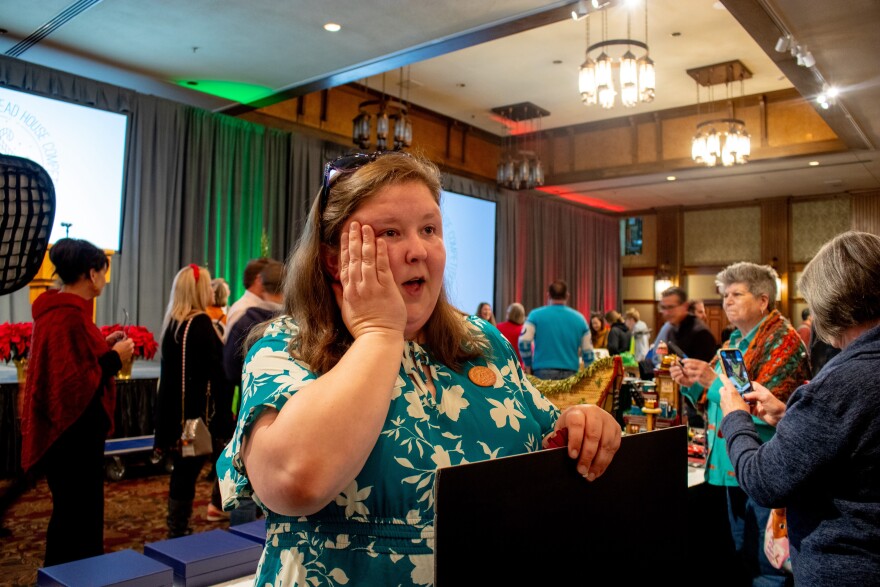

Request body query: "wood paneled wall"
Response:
[243, 85, 847, 191]
[620, 194, 880, 337]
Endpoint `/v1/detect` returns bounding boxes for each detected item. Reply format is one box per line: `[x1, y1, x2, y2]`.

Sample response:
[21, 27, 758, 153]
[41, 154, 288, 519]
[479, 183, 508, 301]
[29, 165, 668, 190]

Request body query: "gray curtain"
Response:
[496, 190, 621, 319]
[0, 54, 620, 346]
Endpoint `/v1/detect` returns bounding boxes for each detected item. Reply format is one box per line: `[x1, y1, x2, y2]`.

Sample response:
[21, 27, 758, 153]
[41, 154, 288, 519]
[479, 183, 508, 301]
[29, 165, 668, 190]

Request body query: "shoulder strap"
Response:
[180, 318, 193, 429]
[180, 315, 212, 428]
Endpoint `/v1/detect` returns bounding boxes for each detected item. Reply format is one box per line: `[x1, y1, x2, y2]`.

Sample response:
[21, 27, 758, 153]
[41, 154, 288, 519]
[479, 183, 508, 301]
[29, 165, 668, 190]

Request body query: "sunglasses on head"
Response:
[318, 150, 411, 210]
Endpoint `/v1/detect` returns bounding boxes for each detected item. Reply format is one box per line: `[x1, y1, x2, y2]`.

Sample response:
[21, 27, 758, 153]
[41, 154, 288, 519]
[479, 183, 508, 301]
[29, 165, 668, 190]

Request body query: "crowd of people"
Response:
[14, 149, 879, 585]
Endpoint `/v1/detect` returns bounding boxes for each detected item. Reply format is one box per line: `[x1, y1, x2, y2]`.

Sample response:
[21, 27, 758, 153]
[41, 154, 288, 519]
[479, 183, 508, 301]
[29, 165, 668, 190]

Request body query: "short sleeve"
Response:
[474, 316, 559, 437]
[216, 316, 316, 511]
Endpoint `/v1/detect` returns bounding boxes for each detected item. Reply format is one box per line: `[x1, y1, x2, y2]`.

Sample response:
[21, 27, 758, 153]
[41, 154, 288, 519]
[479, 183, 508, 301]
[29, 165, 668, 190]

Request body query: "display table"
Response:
[0, 361, 159, 478]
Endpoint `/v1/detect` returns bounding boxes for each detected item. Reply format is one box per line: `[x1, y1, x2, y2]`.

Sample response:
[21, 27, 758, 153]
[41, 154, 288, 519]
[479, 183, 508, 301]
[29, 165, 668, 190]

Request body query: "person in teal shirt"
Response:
[216, 151, 622, 586]
[672, 262, 809, 585]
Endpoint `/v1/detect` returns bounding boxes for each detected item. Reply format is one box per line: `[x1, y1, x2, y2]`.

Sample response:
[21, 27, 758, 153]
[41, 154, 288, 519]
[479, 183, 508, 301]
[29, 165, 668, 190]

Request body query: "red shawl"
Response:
[20, 290, 116, 471]
[713, 309, 810, 404]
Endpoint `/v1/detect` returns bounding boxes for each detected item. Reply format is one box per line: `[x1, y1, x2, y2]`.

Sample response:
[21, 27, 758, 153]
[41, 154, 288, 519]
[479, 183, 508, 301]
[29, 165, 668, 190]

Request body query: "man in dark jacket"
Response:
[220, 260, 283, 525]
[658, 287, 717, 428]
[223, 261, 284, 385]
[661, 287, 717, 362]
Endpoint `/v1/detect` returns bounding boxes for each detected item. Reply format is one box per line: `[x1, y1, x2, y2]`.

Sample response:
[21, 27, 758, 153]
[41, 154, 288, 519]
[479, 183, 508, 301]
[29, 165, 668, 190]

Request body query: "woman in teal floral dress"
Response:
[216, 151, 621, 586]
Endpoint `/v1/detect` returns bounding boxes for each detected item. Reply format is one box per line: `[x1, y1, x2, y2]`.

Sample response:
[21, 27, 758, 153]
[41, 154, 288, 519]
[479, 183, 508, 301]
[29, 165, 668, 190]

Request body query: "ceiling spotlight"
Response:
[774, 34, 791, 53]
[801, 50, 816, 68]
[809, 161, 820, 166]
[816, 84, 837, 110]
[790, 43, 816, 68]
[666, 176, 677, 181]
[571, 0, 589, 20]
[323, 23, 341, 32]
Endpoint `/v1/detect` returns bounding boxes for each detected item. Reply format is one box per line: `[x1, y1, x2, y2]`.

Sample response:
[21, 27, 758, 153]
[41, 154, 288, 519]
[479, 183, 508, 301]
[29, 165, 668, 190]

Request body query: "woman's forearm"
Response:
[244, 332, 404, 515]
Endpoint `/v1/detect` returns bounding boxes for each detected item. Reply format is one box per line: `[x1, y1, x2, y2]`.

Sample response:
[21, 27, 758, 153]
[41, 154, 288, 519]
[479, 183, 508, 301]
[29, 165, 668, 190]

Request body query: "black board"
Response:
[434, 425, 687, 584]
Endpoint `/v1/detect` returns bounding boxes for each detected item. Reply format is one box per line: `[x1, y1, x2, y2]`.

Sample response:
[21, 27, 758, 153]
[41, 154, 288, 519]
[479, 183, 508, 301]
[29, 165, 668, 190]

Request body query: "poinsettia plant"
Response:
[100, 324, 159, 360]
[0, 322, 33, 363]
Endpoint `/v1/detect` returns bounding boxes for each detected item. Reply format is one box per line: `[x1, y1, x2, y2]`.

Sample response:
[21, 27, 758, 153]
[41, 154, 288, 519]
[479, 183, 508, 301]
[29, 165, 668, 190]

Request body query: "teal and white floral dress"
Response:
[217, 315, 559, 586]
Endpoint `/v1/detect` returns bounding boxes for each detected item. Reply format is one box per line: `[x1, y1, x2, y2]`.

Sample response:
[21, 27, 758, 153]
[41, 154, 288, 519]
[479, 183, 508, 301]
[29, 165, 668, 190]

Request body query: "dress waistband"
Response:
[268, 516, 434, 541]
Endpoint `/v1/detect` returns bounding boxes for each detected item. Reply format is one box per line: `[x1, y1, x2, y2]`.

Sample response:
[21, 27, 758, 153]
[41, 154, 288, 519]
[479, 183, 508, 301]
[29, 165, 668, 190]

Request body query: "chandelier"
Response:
[689, 60, 752, 167]
[578, 0, 655, 109]
[352, 68, 413, 151]
[492, 102, 547, 190]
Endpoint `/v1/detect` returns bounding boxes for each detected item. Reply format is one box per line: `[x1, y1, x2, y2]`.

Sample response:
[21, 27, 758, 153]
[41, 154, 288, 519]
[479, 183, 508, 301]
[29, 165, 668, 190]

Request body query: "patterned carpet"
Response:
[0, 459, 227, 587]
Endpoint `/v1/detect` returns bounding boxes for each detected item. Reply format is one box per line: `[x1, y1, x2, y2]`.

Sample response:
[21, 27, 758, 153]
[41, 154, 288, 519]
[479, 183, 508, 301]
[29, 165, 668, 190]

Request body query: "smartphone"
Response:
[718, 349, 753, 399]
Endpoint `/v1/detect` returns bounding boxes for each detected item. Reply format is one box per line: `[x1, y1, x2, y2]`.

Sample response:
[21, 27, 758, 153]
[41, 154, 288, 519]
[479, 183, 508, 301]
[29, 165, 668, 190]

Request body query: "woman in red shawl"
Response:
[21, 238, 134, 566]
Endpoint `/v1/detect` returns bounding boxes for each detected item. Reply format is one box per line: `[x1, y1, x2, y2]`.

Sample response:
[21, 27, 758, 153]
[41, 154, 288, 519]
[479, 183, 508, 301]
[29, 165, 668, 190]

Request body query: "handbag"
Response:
[764, 507, 792, 573]
[179, 316, 213, 458]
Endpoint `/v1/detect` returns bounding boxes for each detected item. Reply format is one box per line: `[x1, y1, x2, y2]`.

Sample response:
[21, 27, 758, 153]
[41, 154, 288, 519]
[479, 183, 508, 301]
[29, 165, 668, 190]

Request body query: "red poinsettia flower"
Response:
[0, 322, 33, 363]
[100, 324, 159, 360]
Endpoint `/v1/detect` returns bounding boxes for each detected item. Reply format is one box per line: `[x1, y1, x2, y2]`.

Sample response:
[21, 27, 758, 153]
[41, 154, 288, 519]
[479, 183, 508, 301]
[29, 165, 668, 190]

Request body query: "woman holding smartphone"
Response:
[670, 261, 809, 585]
[717, 231, 880, 584]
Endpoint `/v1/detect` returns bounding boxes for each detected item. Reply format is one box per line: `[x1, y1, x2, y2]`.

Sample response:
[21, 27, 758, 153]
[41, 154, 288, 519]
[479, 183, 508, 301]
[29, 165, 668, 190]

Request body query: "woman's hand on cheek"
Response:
[332, 222, 406, 339]
[555, 405, 621, 481]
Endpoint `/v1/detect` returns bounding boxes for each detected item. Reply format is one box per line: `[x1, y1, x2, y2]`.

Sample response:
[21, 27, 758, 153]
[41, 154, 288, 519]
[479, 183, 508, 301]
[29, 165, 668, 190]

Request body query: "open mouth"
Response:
[402, 277, 425, 295]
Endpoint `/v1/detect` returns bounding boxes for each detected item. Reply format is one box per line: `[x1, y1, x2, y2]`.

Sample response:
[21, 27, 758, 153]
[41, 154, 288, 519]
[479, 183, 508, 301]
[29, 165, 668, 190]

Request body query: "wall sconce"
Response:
[654, 264, 673, 300]
[770, 257, 783, 301]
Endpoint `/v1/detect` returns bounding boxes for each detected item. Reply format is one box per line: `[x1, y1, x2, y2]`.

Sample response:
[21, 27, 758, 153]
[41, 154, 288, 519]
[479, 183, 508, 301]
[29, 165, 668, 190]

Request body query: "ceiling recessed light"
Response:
[671, 32, 682, 37]
[666, 176, 676, 181]
[552, 59, 563, 65]
[323, 23, 341, 32]
[809, 161, 820, 166]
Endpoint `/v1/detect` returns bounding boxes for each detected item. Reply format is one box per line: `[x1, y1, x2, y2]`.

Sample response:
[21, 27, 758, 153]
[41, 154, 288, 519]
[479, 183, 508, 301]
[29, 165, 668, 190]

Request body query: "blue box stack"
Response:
[144, 529, 262, 587]
[228, 519, 267, 546]
[37, 549, 173, 587]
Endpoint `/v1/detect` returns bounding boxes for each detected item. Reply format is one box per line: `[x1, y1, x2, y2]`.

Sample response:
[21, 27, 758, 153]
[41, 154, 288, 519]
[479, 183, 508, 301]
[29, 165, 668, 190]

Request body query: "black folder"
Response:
[434, 425, 687, 585]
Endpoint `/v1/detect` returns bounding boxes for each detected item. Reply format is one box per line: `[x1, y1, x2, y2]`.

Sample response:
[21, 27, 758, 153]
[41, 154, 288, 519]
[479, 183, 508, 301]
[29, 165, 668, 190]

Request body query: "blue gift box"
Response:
[228, 519, 267, 546]
[144, 529, 261, 587]
[37, 549, 173, 587]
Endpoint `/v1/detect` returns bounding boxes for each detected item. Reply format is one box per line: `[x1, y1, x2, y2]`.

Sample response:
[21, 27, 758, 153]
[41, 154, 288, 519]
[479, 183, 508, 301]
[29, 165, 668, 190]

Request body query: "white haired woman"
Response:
[718, 231, 880, 584]
[671, 261, 810, 584]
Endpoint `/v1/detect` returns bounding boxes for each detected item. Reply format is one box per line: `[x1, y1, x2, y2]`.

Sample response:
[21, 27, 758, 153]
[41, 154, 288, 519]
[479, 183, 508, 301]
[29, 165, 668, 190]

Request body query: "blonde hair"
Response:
[211, 277, 230, 306]
[506, 302, 525, 325]
[624, 308, 640, 322]
[283, 151, 482, 374]
[161, 265, 213, 340]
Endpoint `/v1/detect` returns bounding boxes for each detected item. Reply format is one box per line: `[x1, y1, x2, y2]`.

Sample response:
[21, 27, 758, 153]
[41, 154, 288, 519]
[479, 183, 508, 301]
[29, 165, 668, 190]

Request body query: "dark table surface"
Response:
[0, 362, 160, 478]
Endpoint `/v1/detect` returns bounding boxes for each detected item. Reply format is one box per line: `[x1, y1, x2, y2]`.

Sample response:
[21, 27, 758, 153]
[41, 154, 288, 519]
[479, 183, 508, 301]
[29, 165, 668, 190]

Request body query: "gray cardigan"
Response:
[721, 323, 880, 585]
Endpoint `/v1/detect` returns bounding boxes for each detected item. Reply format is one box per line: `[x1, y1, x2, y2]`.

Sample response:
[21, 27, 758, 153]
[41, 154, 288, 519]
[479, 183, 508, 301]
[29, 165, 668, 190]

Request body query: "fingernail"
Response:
[577, 465, 588, 476]
[570, 449, 578, 459]
[586, 472, 596, 482]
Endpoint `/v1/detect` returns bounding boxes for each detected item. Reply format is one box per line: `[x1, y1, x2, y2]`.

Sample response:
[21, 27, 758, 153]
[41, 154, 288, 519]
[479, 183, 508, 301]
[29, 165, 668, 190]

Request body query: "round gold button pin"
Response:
[467, 366, 496, 387]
